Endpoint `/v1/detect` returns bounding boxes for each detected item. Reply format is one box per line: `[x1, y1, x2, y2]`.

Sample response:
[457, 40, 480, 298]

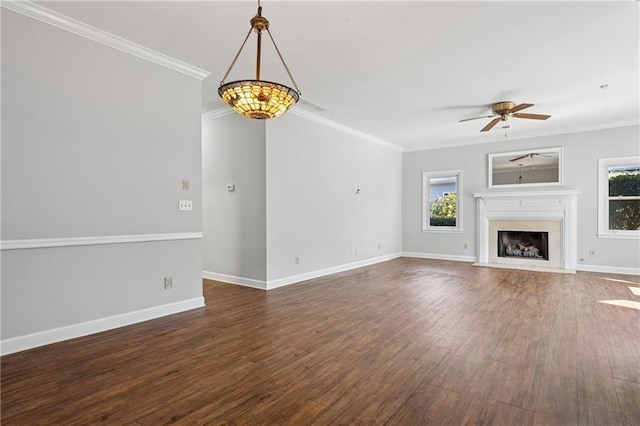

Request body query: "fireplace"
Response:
[473, 190, 578, 273]
[497, 230, 549, 260]
[488, 220, 560, 268]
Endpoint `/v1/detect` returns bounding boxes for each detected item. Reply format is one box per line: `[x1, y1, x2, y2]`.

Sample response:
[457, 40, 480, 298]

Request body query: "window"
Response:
[598, 156, 640, 239]
[422, 170, 462, 232]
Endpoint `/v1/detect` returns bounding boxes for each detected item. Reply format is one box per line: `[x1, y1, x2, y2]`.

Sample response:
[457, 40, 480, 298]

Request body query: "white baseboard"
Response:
[403, 253, 639, 276]
[0, 297, 205, 356]
[203, 254, 403, 291]
[577, 264, 640, 276]
[402, 251, 477, 263]
[266, 252, 403, 290]
[202, 271, 267, 290]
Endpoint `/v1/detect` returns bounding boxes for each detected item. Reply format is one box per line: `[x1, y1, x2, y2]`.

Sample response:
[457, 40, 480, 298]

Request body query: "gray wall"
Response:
[1, 11, 203, 341]
[266, 113, 403, 281]
[202, 114, 267, 281]
[403, 125, 640, 271]
[201, 112, 403, 286]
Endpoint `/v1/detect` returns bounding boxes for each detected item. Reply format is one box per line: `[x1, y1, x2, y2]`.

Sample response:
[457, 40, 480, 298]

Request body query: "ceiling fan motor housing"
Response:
[492, 101, 516, 115]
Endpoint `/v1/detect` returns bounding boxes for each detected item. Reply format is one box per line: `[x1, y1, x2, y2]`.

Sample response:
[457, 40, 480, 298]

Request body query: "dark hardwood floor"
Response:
[2, 258, 640, 425]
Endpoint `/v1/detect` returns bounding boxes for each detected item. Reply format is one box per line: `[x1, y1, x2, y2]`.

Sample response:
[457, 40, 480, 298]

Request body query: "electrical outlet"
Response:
[164, 277, 173, 290]
[295, 256, 300, 264]
[179, 200, 192, 211]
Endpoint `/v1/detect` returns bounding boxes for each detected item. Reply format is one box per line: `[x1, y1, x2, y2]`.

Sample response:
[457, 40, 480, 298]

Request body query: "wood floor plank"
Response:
[535, 372, 578, 425]
[606, 330, 640, 384]
[483, 401, 535, 426]
[577, 352, 623, 425]
[1, 259, 638, 424]
[614, 378, 640, 426]
[383, 384, 460, 425]
[541, 325, 578, 379]
[497, 362, 545, 412]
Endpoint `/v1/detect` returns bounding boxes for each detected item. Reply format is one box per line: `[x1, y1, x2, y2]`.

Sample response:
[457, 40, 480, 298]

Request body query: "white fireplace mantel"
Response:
[473, 189, 578, 273]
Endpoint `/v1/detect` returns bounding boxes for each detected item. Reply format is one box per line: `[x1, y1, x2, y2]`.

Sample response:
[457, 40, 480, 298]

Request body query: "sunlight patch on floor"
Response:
[629, 286, 640, 297]
[602, 277, 640, 285]
[598, 300, 640, 310]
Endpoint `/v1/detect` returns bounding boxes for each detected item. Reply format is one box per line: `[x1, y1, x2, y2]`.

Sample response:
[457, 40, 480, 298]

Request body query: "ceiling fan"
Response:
[509, 152, 551, 162]
[459, 101, 551, 132]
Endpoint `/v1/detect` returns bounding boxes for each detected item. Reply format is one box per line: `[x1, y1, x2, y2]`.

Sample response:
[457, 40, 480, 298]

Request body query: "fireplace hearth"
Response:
[498, 231, 549, 260]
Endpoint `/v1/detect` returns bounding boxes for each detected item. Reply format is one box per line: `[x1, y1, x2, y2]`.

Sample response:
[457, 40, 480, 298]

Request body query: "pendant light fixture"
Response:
[218, 1, 301, 119]
[517, 164, 524, 184]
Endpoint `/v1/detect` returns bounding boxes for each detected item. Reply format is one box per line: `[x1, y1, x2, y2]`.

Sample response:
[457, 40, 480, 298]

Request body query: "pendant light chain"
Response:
[266, 28, 301, 95]
[220, 26, 254, 85]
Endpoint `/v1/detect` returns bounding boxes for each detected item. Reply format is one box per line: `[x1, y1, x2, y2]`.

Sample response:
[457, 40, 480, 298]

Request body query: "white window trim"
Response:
[597, 155, 640, 239]
[422, 169, 463, 233]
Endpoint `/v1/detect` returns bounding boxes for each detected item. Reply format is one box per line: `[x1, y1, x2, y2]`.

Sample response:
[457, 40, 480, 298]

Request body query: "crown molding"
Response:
[202, 108, 234, 122]
[289, 107, 404, 152]
[1, 0, 210, 80]
[200, 105, 403, 151]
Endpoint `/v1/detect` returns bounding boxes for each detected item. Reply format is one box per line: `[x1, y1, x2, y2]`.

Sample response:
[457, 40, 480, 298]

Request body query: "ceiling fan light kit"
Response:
[218, 1, 301, 120]
[460, 101, 551, 132]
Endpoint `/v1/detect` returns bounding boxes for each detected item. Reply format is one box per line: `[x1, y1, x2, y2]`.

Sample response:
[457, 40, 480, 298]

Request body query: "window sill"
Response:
[422, 228, 463, 234]
[597, 232, 640, 240]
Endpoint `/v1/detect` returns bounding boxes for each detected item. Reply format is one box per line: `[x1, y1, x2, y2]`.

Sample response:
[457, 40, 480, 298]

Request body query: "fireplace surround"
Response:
[473, 190, 578, 273]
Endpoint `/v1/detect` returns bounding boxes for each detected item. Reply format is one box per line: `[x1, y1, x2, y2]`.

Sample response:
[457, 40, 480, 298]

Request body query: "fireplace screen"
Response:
[498, 231, 549, 260]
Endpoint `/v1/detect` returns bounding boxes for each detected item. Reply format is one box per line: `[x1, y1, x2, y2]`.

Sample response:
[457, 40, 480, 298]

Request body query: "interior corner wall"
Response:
[1, 10, 204, 350]
[201, 114, 267, 283]
[265, 113, 403, 283]
[402, 125, 640, 272]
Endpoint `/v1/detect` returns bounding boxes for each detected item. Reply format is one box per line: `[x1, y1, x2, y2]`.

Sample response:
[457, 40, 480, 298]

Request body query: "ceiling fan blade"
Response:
[480, 118, 500, 132]
[509, 154, 530, 162]
[513, 113, 551, 120]
[459, 114, 496, 123]
[510, 103, 534, 113]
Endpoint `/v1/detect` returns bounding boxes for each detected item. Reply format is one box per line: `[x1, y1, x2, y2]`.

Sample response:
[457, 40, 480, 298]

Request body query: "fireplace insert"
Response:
[497, 231, 549, 260]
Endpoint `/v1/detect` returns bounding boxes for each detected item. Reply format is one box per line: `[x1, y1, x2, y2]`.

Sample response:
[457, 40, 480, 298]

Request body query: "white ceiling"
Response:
[36, 1, 639, 151]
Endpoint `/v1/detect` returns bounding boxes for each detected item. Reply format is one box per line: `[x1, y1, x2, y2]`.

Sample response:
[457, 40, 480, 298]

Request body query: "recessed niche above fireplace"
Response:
[488, 147, 563, 189]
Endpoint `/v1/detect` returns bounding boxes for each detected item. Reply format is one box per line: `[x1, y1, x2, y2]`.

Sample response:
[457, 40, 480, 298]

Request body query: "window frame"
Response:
[422, 169, 463, 233]
[597, 155, 640, 239]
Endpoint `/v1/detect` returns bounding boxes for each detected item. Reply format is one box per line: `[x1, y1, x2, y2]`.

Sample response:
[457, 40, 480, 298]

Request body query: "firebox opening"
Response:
[498, 231, 549, 260]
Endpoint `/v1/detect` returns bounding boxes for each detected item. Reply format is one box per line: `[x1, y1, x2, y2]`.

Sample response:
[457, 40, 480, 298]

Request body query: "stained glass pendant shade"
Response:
[218, 2, 301, 119]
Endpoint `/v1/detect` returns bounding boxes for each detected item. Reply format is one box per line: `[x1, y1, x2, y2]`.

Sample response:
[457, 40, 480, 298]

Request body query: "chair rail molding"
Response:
[1, 232, 203, 250]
